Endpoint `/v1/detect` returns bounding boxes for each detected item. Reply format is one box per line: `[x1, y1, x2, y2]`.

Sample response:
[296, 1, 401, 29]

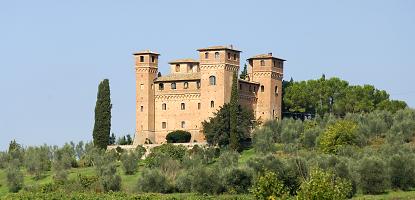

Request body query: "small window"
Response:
[162, 103, 166, 110]
[214, 52, 220, 59]
[273, 60, 276, 67]
[210, 101, 214, 108]
[159, 83, 164, 90]
[184, 82, 189, 89]
[228, 52, 231, 59]
[175, 64, 180, 72]
[260, 60, 265, 66]
[140, 106, 143, 112]
[209, 76, 216, 85]
[181, 121, 186, 128]
[239, 84, 242, 90]
[275, 86, 279, 95]
[151, 84, 153, 89]
[189, 64, 193, 71]
[261, 85, 264, 92]
[233, 54, 237, 60]
[151, 56, 155, 63]
[205, 52, 209, 59]
[197, 81, 201, 89]
[181, 103, 185, 110]
[249, 85, 252, 92]
[198, 103, 201, 110]
[140, 56, 144, 62]
[171, 82, 176, 89]
[140, 84, 144, 89]
[162, 122, 167, 129]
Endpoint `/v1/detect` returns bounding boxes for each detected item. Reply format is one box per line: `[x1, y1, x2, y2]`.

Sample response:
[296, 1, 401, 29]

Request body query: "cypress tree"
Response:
[230, 72, 240, 151]
[240, 64, 248, 79]
[93, 79, 112, 149]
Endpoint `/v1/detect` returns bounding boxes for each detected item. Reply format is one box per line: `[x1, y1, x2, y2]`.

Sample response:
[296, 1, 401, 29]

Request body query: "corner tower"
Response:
[247, 53, 284, 122]
[133, 50, 159, 145]
[197, 46, 241, 120]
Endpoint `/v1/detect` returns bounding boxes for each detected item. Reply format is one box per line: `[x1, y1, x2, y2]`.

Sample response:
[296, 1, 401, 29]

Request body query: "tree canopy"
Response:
[93, 79, 112, 149]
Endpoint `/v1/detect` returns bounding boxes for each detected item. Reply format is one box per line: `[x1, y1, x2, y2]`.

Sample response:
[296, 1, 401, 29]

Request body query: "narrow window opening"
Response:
[184, 82, 189, 89]
[210, 101, 214, 108]
[214, 52, 220, 59]
[151, 56, 155, 63]
[197, 81, 201, 89]
[261, 85, 264, 92]
[140, 106, 143, 112]
[162, 103, 166, 110]
[181, 103, 185, 110]
[162, 122, 166, 129]
[140, 56, 144, 62]
[159, 83, 164, 90]
[175, 64, 180, 72]
[171, 82, 176, 89]
[204, 52, 209, 59]
[198, 103, 201, 110]
[209, 76, 216, 85]
[260, 60, 265, 66]
[275, 86, 279, 95]
[181, 121, 186, 128]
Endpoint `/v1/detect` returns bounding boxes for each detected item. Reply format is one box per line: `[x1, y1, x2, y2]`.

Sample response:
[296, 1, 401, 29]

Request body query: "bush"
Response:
[6, 159, 24, 193]
[120, 147, 145, 175]
[166, 130, 192, 143]
[24, 145, 51, 180]
[136, 169, 172, 193]
[358, 157, 389, 194]
[217, 150, 239, 169]
[94, 152, 121, 192]
[297, 168, 352, 200]
[318, 120, 358, 154]
[145, 144, 187, 168]
[388, 154, 415, 190]
[190, 167, 223, 194]
[0, 152, 8, 169]
[252, 127, 276, 154]
[250, 171, 288, 200]
[222, 168, 252, 194]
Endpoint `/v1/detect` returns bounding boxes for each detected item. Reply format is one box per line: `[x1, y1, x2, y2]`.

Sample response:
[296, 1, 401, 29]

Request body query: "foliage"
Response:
[222, 168, 252, 194]
[120, 147, 145, 175]
[217, 150, 239, 169]
[166, 130, 192, 143]
[358, 157, 389, 194]
[240, 64, 248, 79]
[252, 127, 276, 154]
[250, 171, 288, 200]
[145, 144, 187, 168]
[230, 72, 240, 151]
[6, 159, 24, 193]
[116, 134, 133, 145]
[388, 154, 415, 190]
[93, 79, 112, 149]
[7, 140, 24, 166]
[94, 151, 121, 192]
[24, 145, 51, 180]
[202, 103, 254, 148]
[136, 169, 172, 193]
[318, 120, 358, 154]
[297, 168, 352, 200]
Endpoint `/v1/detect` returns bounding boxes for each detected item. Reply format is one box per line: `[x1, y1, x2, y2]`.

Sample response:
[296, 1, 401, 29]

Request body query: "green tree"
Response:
[93, 79, 112, 149]
[388, 154, 415, 190]
[250, 171, 288, 200]
[166, 130, 192, 143]
[358, 157, 389, 194]
[109, 133, 116, 145]
[136, 168, 171, 193]
[297, 168, 352, 200]
[6, 159, 24, 193]
[24, 145, 51, 180]
[230, 72, 240, 151]
[120, 147, 145, 175]
[94, 151, 121, 192]
[318, 120, 358, 154]
[240, 64, 248, 79]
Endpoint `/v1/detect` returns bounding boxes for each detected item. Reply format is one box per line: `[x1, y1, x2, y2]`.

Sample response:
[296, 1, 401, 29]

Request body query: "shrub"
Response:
[250, 171, 288, 200]
[388, 154, 415, 190]
[136, 169, 172, 193]
[191, 167, 223, 194]
[280, 118, 304, 144]
[246, 154, 285, 177]
[24, 145, 51, 180]
[217, 150, 239, 169]
[6, 159, 24, 193]
[297, 168, 352, 200]
[318, 120, 358, 154]
[222, 168, 252, 194]
[358, 157, 389, 194]
[252, 127, 276, 154]
[166, 130, 192, 143]
[120, 150, 142, 175]
[145, 144, 187, 168]
[52, 159, 68, 184]
[0, 152, 8, 169]
[94, 152, 121, 192]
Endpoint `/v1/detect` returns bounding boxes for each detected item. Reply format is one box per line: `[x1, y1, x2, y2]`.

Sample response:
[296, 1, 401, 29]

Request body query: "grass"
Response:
[353, 190, 415, 200]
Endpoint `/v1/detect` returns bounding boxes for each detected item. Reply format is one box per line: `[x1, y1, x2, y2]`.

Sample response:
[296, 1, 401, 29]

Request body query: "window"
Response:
[198, 103, 201, 110]
[181, 103, 185, 110]
[175, 64, 180, 72]
[189, 64, 193, 71]
[249, 85, 252, 92]
[140, 106, 143, 112]
[261, 85, 264, 92]
[171, 82, 176, 89]
[140, 84, 144, 89]
[151, 84, 153, 89]
[159, 83, 164, 90]
[162, 103, 166, 110]
[209, 76, 216, 85]
[184, 82, 189, 89]
[214, 52, 219, 59]
[162, 122, 167, 129]
[228, 52, 231, 59]
[140, 56, 144, 62]
[196, 81, 201, 89]
[151, 56, 155, 63]
[260, 60, 265, 66]
[239, 84, 242, 90]
[275, 86, 279, 95]
[181, 121, 186, 128]
[210, 101, 214, 108]
[205, 52, 209, 59]
[273, 60, 276, 67]
[233, 54, 237, 60]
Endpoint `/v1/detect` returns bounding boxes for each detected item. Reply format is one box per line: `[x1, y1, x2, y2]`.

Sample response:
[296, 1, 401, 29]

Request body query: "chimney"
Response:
[268, 52, 272, 56]
[229, 44, 233, 49]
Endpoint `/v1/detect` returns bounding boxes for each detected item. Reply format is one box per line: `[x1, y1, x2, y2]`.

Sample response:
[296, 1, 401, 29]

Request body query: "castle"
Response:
[133, 45, 284, 145]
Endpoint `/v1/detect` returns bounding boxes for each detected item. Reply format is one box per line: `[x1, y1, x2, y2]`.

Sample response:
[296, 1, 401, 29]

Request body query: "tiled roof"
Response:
[248, 53, 286, 61]
[154, 73, 201, 82]
[168, 58, 199, 64]
[197, 45, 241, 52]
[133, 50, 160, 55]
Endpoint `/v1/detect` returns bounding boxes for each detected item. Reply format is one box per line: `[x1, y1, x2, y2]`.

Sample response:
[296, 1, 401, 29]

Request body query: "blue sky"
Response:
[0, 0, 414, 150]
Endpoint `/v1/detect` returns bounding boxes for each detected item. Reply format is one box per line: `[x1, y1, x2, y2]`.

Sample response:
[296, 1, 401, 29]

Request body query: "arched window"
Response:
[175, 64, 180, 72]
[261, 85, 264, 92]
[140, 56, 144, 62]
[198, 103, 201, 110]
[162, 103, 166, 110]
[159, 83, 164, 90]
[205, 52, 209, 59]
[214, 52, 220, 59]
[140, 106, 143, 112]
[184, 82, 189, 89]
[181, 103, 185, 110]
[196, 81, 201, 89]
[228, 52, 231, 59]
[171, 82, 176, 89]
[210, 101, 215, 108]
[209, 76, 216, 85]
[181, 121, 186, 128]
[162, 122, 167, 129]
[275, 86, 279, 95]
[151, 56, 155, 63]
[260, 60, 265, 66]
